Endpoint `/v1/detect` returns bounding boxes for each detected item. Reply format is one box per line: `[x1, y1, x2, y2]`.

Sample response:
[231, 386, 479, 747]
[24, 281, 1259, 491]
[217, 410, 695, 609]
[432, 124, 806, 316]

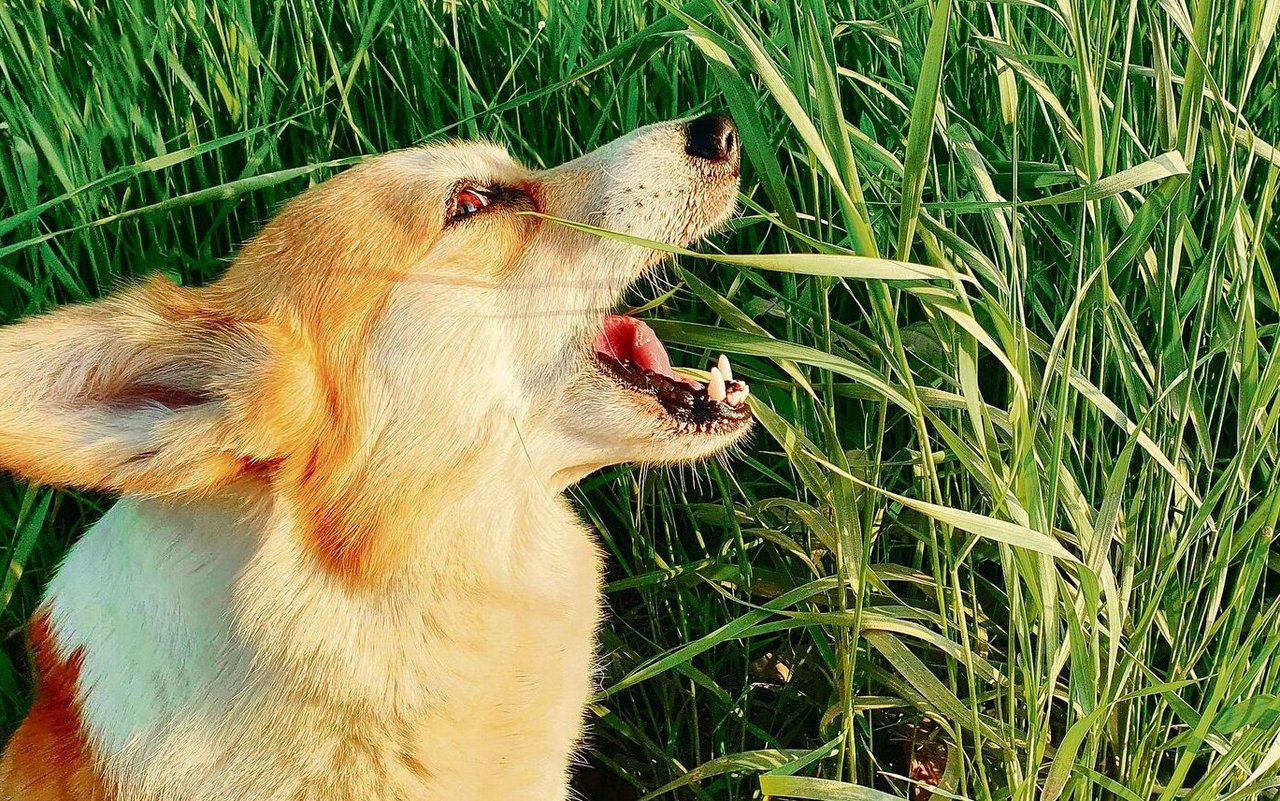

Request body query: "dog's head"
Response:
[0, 115, 750, 574]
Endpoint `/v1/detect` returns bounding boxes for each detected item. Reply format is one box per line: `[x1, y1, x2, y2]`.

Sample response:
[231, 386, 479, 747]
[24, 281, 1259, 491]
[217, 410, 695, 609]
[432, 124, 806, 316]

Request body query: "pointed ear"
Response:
[0, 276, 320, 496]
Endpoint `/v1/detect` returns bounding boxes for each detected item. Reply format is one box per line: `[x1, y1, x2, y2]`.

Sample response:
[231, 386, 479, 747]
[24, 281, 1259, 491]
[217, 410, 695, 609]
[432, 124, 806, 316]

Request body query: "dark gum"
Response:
[595, 352, 751, 429]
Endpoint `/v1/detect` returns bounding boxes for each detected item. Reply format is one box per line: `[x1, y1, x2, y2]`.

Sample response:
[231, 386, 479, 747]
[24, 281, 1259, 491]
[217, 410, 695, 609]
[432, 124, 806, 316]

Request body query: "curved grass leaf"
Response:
[638, 749, 809, 801]
[895, 0, 952, 259]
[525, 212, 956, 280]
[759, 775, 906, 801]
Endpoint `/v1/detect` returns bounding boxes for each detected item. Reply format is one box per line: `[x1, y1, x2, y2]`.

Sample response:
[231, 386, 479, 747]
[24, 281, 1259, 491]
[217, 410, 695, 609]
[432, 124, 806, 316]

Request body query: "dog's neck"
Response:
[42, 457, 601, 793]
[184, 451, 571, 588]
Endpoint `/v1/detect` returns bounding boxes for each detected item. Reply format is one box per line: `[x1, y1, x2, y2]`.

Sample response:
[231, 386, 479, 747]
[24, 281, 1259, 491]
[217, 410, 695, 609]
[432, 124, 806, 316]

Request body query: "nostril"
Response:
[685, 113, 739, 163]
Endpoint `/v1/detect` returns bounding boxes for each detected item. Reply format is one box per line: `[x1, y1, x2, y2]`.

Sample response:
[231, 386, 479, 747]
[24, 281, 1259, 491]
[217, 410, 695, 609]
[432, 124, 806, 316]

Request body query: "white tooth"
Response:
[717, 354, 733, 382]
[708, 367, 727, 402]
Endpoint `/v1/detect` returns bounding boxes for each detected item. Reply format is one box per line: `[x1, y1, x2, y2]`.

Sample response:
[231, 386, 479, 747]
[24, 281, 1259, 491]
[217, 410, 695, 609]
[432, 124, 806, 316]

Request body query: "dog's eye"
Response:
[449, 188, 493, 221]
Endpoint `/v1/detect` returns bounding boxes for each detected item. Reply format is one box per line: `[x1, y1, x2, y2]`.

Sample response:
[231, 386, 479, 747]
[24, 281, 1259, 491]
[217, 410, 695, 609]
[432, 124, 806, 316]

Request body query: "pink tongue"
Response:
[596, 315, 677, 378]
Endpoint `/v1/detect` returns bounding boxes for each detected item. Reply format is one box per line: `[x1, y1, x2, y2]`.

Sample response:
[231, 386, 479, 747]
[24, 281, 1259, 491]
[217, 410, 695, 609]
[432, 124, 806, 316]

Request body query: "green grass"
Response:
[1, 0, 1278, 798]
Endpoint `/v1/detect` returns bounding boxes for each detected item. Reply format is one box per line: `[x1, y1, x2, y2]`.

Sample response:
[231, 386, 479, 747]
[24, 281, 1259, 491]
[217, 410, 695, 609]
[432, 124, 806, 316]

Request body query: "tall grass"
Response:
[1, 0, 1278, 798]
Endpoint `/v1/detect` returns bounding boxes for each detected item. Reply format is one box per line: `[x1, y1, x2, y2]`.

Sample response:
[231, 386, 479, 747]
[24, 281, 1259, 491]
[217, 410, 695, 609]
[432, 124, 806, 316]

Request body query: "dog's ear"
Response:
[0, 276, 319, 496]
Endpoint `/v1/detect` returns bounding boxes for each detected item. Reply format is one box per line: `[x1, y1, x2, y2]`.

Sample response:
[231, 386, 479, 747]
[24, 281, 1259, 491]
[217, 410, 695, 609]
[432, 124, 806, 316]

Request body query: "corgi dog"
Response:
[0, 114, 750, 800]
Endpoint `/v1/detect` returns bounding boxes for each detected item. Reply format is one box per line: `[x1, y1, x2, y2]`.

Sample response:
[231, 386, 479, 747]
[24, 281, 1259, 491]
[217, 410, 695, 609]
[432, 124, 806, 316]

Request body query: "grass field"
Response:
[1, 0, 1278, 798]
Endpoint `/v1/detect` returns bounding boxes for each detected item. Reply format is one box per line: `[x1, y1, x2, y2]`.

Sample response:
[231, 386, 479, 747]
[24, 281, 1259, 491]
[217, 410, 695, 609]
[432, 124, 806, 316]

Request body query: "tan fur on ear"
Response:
[0, 275, 321, 497]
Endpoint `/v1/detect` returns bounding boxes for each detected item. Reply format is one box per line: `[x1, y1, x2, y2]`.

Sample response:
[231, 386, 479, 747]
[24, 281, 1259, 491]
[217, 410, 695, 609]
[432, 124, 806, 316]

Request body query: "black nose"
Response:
[685, 113, 739, 163]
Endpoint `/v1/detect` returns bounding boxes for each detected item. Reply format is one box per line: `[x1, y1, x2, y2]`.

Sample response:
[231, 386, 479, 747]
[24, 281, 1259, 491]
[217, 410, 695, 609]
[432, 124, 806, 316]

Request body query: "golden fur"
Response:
[0, 119, 746, 800]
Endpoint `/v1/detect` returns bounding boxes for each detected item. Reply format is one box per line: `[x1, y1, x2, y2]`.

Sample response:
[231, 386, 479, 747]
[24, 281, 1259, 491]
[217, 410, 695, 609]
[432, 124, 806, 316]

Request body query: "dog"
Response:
[0, 113, 750, 800]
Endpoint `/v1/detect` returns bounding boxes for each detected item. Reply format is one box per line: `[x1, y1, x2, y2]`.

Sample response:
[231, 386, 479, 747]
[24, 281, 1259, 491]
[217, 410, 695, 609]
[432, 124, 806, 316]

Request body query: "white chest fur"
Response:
[43, 490, 603, 800]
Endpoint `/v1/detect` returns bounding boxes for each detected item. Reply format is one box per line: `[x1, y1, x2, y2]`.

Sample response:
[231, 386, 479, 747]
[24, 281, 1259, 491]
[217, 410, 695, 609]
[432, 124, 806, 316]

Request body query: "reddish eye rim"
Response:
[449, 187, 493, 221]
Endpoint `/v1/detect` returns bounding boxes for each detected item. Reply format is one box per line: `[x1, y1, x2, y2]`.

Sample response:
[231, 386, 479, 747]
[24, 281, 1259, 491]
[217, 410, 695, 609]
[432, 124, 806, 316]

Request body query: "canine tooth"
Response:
[708, 367, 727, 402]
[717, 354, 732, 382]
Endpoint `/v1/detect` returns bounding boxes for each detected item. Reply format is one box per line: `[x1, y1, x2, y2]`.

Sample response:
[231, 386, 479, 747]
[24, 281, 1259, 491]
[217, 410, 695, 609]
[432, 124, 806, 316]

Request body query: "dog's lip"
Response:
[592, 315, 751, 426]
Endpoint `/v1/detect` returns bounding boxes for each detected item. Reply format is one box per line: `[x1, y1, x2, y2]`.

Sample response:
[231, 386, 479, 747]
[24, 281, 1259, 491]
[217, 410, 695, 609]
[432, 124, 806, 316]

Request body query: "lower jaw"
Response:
[594, 354, 751, 435]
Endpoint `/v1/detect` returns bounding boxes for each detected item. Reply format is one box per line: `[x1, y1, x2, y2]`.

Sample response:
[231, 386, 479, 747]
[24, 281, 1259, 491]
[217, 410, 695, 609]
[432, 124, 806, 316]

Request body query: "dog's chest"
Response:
[45, 496, 602, 800]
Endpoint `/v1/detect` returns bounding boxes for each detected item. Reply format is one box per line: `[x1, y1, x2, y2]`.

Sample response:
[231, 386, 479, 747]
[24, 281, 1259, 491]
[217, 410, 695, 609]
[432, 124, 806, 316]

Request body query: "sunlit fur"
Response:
[0, 120, 746, 800]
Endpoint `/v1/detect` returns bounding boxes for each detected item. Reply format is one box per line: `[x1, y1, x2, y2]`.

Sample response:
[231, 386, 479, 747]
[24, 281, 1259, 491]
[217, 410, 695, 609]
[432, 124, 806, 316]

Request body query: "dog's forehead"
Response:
[382, 141, 528, 188]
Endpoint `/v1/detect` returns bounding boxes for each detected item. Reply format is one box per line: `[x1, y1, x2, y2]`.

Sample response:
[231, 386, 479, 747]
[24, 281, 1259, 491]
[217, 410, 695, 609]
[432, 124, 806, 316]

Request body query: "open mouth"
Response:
[593, 315, 751, 434]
